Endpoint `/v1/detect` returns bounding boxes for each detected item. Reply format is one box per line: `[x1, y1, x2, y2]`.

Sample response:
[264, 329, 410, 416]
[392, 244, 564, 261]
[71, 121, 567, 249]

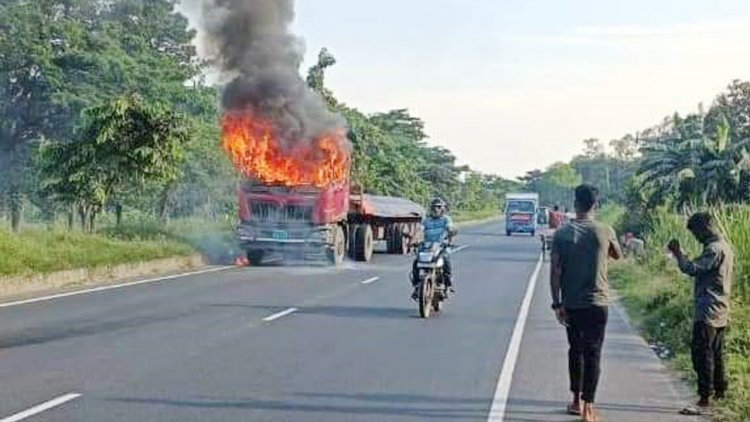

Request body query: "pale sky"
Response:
[180, 0, 750, 179]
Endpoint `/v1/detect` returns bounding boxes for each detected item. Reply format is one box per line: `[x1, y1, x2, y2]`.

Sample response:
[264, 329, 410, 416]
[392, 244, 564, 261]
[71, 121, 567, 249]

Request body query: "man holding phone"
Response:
[668, 212, 733, 415]
[550, 184, 623, 422]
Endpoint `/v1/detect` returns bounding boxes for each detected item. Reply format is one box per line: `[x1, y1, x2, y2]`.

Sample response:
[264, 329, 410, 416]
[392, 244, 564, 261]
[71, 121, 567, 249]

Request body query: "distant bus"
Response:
[504, 193, 539, 236]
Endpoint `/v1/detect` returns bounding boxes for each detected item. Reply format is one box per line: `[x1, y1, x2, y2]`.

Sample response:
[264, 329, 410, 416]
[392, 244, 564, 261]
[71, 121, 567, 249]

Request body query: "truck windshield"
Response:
[507, 201, 535, 213]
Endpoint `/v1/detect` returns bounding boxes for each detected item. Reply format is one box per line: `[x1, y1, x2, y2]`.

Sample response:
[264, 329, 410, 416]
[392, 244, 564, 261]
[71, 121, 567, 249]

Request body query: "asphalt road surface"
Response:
[0, 222, 692, 421]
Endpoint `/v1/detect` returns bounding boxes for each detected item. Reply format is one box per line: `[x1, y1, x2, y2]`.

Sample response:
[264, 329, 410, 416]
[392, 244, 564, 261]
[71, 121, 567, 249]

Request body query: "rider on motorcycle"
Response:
[411, 198, 457, 300]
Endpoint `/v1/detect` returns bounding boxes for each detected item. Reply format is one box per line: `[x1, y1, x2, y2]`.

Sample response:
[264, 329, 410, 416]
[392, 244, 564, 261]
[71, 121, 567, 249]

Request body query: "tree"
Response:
[535, 163, 582, 207]
[0, 0, 204, 230]
[0, 0, 78, 230]
[583, 138, 604, 158]
[39, 95, 189, 231]
[638, 112, 750, 208]
[610, 134, 638, 161]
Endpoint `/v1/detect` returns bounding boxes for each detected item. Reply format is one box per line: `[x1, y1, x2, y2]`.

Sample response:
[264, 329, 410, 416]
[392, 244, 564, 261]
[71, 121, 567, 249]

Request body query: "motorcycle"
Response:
[412, 241, 451, 318]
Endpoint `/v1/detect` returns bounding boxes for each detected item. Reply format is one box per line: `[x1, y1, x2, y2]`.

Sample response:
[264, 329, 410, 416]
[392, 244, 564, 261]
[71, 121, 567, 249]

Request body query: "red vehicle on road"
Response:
[236, 181, 425, 265]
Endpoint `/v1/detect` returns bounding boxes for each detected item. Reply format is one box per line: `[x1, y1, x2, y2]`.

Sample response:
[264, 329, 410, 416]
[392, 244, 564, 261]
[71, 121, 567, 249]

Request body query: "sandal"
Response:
[679, 405, 712, 416]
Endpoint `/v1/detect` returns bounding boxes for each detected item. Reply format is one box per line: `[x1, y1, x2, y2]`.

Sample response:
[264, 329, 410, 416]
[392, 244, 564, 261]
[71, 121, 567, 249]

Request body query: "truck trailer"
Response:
[235, 181, 425, 265]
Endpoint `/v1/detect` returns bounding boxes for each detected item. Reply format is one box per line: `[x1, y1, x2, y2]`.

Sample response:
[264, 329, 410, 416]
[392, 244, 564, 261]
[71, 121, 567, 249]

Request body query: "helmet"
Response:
[429, 198, 447, 218]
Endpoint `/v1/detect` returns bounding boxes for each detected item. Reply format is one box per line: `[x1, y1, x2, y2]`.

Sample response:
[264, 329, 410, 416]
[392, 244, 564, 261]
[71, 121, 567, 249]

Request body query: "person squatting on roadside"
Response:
[668, 212, 734, 416]
[550, 184, 623, 422]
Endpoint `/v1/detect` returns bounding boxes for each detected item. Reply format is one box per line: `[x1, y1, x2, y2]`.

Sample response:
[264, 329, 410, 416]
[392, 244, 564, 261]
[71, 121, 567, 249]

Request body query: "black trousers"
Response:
[692, 321, 727, 400]
[566, 306, 608, 403]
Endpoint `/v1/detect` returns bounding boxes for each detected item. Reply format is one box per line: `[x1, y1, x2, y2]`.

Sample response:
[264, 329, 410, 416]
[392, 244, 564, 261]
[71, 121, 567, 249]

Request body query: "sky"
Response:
[180, 0, 750, 179]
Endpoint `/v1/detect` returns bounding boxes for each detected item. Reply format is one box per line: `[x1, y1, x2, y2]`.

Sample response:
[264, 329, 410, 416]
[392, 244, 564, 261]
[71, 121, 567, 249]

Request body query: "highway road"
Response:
[0, 222, 691, 421]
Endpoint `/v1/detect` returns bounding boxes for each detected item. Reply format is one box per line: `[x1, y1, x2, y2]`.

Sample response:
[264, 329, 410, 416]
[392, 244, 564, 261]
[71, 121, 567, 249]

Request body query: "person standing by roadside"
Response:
[549, 204, 564, 230]
[668, 212, 734, 416]
[550, 184, 623, 422]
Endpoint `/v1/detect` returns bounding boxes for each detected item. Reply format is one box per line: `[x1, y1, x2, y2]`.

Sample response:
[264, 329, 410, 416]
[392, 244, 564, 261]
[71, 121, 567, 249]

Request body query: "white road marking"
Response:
[0, 267, 234, 309]
[487, 254, 544, 421]
[0, 393, 81, 422]
[360, 277, 380, 285]
[451, 245, 471, 253]
[262, 307, 298, 322]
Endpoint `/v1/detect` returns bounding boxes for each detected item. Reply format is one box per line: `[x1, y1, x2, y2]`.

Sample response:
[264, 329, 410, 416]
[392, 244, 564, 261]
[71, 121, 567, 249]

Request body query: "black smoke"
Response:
[198, 0, 346, 149]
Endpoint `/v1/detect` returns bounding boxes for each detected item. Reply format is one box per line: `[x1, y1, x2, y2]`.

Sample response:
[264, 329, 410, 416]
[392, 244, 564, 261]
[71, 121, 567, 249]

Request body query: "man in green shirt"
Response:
[550, 184, 623, 422]
[668, 212, 733, 414]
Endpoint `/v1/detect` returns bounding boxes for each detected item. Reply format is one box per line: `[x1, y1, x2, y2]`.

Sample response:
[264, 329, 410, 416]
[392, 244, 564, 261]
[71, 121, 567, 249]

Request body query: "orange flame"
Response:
[222, 111, 350, 187]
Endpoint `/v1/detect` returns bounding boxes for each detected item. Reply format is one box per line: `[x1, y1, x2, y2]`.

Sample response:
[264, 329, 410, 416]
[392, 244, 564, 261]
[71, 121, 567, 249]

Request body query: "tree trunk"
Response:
[79, 205, 89, 232]
[9, 187, 22, 232]
[157, 185, 174, 222]
[0, 192, 6, 224]
[89, 210, 97, 233]
[67, 207, 75, 230]
[114, 203, 123, 227]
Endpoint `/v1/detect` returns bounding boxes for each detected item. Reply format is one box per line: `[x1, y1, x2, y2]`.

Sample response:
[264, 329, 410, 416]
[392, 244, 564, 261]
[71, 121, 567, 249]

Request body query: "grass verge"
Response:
[0, 227, 193, 277]
[0, 216, 240, 278]
[453, 208, 499, 223]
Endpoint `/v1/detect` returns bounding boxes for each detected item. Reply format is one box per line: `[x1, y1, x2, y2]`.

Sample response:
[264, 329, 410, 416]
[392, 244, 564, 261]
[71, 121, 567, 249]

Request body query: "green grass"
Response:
[0, 227, 193, 277]
[598, 203, 626, 227]
[0, 212, 244, 278]
[453, 208, 500, 223]
[611, 207, 750, 421]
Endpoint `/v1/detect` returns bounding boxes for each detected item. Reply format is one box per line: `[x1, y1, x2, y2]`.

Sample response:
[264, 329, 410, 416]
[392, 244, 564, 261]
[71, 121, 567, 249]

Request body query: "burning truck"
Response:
[202, 0, 424, 264]
[223, 112, 425, 265]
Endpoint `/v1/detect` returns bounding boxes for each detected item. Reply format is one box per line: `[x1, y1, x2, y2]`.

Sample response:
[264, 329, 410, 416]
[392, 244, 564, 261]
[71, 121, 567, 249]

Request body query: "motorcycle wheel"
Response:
[432, 298, 442, 313]
[418, 275, 433, 318]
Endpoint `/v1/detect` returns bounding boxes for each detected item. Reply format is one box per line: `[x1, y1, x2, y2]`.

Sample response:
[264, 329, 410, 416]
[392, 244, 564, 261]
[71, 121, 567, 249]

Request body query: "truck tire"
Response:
[385, 224, 396, 254]
[393, 223, 409, 255]
[246, 250, 264, 265]
[327, 225, 345, 266]
[354, 224, 374, 262]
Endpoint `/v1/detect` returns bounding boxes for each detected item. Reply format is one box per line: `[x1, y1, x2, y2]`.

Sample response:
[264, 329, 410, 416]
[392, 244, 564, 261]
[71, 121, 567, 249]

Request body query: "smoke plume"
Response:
[198, 0, 346, 149]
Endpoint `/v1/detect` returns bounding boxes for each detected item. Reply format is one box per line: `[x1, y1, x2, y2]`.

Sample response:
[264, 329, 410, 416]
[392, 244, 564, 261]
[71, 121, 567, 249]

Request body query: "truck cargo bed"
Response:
[352, 195, 425, 219]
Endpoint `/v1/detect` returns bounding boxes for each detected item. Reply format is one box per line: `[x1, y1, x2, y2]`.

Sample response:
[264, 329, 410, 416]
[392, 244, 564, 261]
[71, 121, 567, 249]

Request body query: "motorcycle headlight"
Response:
[418, 252, 434, 262]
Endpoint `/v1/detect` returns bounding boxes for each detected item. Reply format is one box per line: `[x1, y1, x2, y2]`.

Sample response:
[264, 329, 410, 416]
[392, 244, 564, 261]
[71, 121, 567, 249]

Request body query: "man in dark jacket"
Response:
[668, 212, 734, 414]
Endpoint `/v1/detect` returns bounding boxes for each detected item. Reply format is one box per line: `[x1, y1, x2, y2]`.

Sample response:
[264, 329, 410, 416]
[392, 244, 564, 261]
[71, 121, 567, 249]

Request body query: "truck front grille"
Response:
[250, 202, 313, 223]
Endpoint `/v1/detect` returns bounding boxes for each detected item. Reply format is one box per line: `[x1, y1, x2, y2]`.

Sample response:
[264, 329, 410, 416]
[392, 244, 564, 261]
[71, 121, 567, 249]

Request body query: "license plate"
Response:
[272, 230, 289, 240]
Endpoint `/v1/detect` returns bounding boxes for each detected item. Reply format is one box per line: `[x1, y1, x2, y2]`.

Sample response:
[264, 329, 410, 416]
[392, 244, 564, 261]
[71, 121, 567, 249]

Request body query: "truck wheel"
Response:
[393, 223, 409, 255]
[354, 224, 374, 262]
[506, 230, 512, 236]
[246, 250, 264, 266]
[327, 226, 345, 266]
[385, 224, 396, 254]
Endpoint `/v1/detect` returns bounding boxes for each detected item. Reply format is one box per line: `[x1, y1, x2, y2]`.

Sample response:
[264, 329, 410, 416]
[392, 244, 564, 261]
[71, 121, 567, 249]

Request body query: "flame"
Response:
[222, 111, 350, 187]
[234, 256, 250, 267]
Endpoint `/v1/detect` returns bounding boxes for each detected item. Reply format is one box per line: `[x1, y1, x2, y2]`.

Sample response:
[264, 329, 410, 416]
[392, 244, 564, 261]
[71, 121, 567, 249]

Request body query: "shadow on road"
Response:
[208, 303, 415, 320]
[108, 394, 492, 420]
[506, 397, 681, 421]
[0, 309, 198, 350]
